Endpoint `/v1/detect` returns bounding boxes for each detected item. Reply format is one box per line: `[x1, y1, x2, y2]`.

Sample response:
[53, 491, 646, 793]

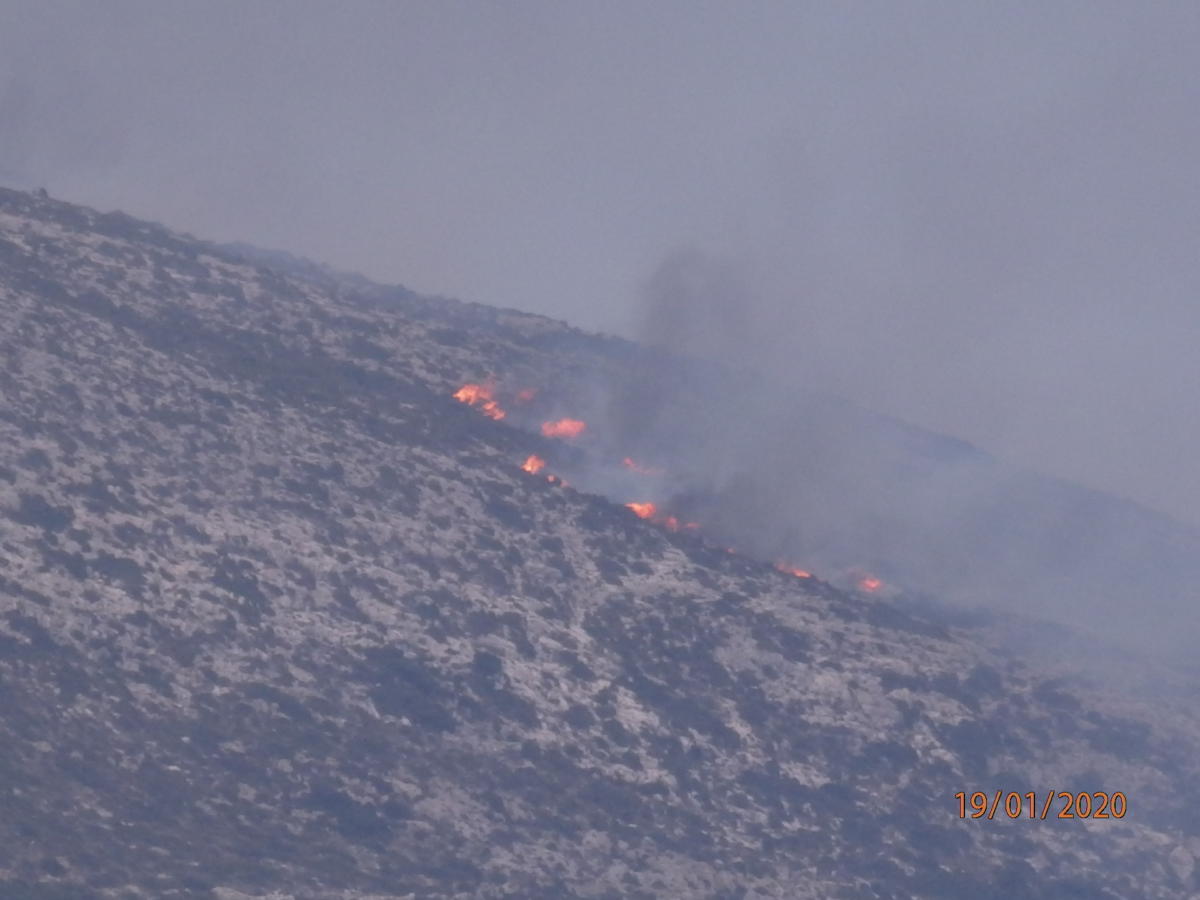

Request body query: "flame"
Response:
[453, 382, 506, 420]
[453, 383, 490, 404]
[623, 502, 699, 534]
[776, 562, 812, 579]
[541, 418, 586, 439]
[625, 501, 657, 519]
[622, 456, 663, 476]
[455, 377, 869, 587]
[516, 451, 564, 485]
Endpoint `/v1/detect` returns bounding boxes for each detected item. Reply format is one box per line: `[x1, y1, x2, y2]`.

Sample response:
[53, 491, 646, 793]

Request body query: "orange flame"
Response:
[776, 562, 812, 579]
[521, 454, 546, 474]
[624, 502, 699, 533]
[453, 382, 506, 421]
[622, 456, 663, 475]
[625, 501, 657, 519]
[541, 418, 586, 439]
[453, 383, 490, 404]
[858, 575, 883, 593]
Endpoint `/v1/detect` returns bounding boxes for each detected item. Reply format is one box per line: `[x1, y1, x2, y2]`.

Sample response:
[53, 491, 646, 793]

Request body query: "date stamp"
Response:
[955, 790, 1127, 820]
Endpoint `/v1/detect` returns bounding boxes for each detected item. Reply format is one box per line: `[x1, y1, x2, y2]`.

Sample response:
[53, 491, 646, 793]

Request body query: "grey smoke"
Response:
[618, 246, 1200, 658]
[3, 1, 1199, 651]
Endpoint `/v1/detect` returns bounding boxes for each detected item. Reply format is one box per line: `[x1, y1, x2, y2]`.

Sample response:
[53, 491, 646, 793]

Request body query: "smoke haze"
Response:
[3, 2, 1199, 540]
[614, 247, 1200, 656]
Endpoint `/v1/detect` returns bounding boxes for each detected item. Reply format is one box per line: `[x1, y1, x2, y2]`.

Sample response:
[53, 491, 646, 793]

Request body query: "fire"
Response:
[623, 502, 699, 533]
[453, 382, 493, 406]
[541, 418, 587, 439]
[455, 374, 881, 593]
[626, 501, 657, 519]
[453, 382, 506, 421]
[776, 562, 812, 579]
[622, 456, 663, 476]
[478, 400, 506, 421]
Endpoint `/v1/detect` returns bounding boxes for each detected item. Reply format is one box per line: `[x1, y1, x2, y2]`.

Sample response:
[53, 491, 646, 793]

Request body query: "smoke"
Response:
[641, 249, 759, 364]
[612, 247, 1200, 661]
[5, 1, 1199, 660]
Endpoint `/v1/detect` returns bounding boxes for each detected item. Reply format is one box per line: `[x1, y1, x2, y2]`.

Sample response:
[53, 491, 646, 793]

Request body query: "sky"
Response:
[2, 1, 1199, 525]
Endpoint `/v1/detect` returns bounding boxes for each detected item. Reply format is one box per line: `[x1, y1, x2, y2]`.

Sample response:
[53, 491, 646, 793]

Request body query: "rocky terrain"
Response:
[1, 186, 1199, 898]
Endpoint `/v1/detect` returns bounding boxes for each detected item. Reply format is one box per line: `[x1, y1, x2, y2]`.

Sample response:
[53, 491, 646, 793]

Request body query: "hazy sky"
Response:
[3, 1, 1199, 524]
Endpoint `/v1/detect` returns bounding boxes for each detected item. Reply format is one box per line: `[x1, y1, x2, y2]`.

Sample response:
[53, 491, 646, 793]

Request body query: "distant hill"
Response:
[1, 186, 1198, 898]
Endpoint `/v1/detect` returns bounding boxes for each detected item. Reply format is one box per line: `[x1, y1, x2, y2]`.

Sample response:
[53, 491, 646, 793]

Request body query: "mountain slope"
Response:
[1, 187, 1198, 898]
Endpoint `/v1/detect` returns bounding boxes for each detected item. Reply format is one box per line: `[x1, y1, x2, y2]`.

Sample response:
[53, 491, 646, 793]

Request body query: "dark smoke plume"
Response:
[613, 248, 1200, 660]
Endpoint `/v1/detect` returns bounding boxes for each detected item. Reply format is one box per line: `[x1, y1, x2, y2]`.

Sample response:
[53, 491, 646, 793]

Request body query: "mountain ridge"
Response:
[1, 186, 1198, 898]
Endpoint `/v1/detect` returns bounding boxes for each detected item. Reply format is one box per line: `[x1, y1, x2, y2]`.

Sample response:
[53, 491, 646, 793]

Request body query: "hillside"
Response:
[1, 187, 1198, 898]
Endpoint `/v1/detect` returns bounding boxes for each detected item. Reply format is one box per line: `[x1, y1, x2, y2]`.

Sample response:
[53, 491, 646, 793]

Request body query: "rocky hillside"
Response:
[1, 187, 1199, 898]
